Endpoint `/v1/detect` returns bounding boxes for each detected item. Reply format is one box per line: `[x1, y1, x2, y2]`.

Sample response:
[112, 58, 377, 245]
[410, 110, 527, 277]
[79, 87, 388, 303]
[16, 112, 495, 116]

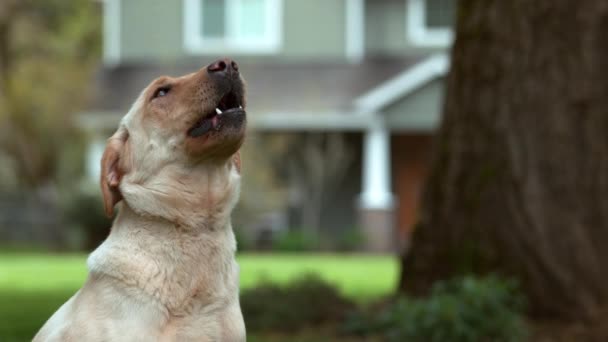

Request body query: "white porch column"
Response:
[359, 120, 396, 252]
[360, 121, 394, 209]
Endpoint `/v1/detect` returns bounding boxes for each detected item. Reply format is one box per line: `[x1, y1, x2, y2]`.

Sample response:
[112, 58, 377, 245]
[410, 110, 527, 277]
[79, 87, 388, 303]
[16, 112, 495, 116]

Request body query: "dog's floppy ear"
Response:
[100, 126, 129, 217]
[232, 151, 242, 174]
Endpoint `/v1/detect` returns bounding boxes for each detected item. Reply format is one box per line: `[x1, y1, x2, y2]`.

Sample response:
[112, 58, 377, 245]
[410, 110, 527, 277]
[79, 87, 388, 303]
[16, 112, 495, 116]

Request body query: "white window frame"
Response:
[345, 0, 365, 63]
[103, 0, 121, 66]
[406, 0, 454, 47]
[183, 0, 283, 54]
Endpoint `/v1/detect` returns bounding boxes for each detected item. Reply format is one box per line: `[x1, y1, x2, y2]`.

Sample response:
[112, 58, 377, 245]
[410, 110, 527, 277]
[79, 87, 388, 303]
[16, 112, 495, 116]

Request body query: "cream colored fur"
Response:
[34, 70, 246, 341]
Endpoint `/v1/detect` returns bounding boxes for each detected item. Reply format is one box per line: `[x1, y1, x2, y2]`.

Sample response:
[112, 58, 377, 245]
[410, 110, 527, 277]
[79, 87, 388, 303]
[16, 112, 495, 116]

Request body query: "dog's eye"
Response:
[153, 86, 171, 99]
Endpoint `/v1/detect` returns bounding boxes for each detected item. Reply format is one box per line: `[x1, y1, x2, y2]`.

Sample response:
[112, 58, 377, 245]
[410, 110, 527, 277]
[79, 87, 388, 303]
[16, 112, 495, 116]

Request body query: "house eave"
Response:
[354, 53, 450, 114]
[250, 111, 372, 131]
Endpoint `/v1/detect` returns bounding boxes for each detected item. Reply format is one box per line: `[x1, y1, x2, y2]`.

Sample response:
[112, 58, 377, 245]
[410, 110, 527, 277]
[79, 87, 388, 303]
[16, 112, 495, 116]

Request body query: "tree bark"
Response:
[400, 0, 608, 320]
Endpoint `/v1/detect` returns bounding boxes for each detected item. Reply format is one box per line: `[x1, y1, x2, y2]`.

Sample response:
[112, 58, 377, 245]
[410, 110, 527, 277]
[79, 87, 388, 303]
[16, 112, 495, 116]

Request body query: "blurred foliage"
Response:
[235, 133, 290, 226]
[333, 227, 364, 252]
[0, 0, 100, 189]
[241, 273, 354, 333]
[344, 275, 528, 342]
[273, 229, 319, 252]
[272, 228, 364, 252]
[60, 183, 111, 251]
[233, 226, 253, 252]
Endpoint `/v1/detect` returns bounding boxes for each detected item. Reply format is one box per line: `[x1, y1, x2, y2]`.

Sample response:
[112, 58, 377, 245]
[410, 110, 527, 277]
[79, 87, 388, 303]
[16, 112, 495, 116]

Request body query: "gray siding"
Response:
[120, 0, 183, 61]
[118, 0, 347, 63]
[384, 78, 444, 131]
[366, 0, 408, 55]
[365, 0, 448, 56]
[282, 0, 346, 59]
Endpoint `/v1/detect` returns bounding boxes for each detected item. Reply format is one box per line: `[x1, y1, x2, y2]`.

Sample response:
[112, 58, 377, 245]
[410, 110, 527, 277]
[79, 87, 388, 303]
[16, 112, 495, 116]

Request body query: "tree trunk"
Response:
[400, 0, 608, 320]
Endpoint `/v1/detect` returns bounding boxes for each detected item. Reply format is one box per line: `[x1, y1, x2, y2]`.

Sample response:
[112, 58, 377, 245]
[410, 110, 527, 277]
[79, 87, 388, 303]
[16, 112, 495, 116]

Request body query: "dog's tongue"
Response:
[189, 114, 221, 137]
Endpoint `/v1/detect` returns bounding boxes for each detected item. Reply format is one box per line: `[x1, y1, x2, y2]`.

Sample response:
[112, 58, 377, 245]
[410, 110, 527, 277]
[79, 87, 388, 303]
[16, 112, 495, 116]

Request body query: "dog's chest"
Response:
[159, 297, 244, 342]
[88, 235, 239, 307]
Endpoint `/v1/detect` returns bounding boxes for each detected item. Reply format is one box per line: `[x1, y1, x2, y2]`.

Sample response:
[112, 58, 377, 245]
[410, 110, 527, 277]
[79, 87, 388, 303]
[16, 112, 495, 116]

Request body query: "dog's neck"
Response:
[88, 161, 241, 314]
[120, 160, 241, 229]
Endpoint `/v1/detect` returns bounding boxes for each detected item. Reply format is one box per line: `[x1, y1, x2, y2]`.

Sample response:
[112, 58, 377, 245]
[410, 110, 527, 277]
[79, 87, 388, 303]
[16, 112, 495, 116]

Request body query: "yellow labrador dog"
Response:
[34, 59, 247, 341]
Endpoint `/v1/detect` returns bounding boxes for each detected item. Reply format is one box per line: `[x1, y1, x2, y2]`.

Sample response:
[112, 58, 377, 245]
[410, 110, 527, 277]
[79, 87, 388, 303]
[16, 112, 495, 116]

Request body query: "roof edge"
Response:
[354, 53, 450, 113]
[251, 111, 371, 131]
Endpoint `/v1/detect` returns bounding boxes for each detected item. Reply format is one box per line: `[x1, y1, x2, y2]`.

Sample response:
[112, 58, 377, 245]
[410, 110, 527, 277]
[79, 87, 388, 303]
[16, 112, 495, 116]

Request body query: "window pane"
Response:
[426, 0, 456, 29]
[202, 0, 226, 38]
[235, 0, 266, 40]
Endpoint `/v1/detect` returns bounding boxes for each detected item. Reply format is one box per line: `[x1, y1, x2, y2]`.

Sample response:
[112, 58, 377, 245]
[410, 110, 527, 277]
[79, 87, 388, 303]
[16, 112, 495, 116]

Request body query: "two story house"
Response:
[82, 0, 455, 252]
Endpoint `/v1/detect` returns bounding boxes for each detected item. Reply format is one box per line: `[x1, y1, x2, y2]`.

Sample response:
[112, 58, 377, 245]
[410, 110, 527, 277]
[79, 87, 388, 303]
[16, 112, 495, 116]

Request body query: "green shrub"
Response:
[273, 230, 318, 252]
[344, 275, 527, 342]
[333, 228, 364, 252]
[61, 186, 112, 250]
[241, 273, 354, 332]
[233, 227, 252, 252]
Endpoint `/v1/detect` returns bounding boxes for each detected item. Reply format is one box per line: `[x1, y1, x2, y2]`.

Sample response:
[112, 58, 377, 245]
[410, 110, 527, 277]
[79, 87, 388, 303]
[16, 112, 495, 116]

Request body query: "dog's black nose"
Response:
[208, 58, 239, 75]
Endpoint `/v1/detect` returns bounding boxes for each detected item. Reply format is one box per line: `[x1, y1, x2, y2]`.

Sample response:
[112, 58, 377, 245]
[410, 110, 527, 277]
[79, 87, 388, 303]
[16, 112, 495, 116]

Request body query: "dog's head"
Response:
[100, 59, 246, 222]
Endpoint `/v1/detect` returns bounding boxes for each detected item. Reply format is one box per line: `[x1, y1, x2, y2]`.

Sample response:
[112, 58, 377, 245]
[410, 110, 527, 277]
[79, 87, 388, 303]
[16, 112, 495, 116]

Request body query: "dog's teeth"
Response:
[215, 108, 222, 115]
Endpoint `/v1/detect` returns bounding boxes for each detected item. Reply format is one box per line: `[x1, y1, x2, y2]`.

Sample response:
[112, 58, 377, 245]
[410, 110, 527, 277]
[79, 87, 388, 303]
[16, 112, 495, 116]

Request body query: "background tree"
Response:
[401, 0, 608, 320]
[286, 133, 354, 239]
[0, 0, 100, 190]
[234, 132, 354, 249]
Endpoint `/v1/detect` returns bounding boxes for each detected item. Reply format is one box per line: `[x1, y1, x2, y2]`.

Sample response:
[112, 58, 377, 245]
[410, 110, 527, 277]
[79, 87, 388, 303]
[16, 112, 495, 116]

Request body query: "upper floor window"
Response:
[183, 0, 282, 54]
[407, 0, 456, 47]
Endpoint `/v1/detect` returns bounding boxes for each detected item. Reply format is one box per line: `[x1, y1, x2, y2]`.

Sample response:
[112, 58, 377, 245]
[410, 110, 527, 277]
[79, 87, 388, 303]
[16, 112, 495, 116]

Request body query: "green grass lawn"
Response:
[0, 252, 397, 341]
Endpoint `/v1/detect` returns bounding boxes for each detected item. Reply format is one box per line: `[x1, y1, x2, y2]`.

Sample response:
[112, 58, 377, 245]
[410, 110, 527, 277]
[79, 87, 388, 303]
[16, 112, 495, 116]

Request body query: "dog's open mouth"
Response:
[188, 91, 245, 138]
